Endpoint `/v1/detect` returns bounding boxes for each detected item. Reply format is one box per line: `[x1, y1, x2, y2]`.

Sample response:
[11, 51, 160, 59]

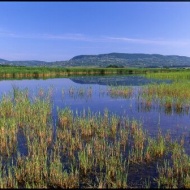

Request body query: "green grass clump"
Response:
[139, 81, 190, 114]
[107, 85, 133, 98]
[145, 70, 190, 81]
[156, 141, 190, 188]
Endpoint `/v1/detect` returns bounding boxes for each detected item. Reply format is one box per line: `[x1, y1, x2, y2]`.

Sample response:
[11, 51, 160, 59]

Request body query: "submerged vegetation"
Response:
[0, 88, 190, 188]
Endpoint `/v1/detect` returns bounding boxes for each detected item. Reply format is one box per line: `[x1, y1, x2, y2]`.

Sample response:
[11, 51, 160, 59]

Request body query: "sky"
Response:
[0, 2, 190, 62]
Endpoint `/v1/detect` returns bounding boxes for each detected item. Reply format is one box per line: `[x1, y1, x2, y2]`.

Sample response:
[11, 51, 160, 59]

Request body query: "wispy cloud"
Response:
[40, 33, 92, 41]
[0, 30, 189, 46]
[105, 36, 190, 46]
[0, 31, 20, 38]
[0, 31, 96, 42]
[0, 30, 109, 43]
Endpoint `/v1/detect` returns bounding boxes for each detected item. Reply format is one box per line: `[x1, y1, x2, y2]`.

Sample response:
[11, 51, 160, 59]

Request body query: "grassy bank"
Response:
[141, 68, 190, 113]
[0, 65, 183, 79]
[145, 69, 190, 81]
[138, 82, 190, 114]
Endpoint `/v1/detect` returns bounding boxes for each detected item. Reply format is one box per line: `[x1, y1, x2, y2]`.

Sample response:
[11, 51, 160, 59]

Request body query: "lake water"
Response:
[0, 75, 190, 153]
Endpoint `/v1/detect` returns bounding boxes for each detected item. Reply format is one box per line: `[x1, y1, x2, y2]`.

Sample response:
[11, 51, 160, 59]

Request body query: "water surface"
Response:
[0, 75, 190, 152]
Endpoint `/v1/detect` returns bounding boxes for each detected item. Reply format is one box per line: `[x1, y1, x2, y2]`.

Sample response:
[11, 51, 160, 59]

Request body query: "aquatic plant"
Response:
[139, 81, 190, 114]
[107, 85, 133, 98]
[0, 87, 189, 188]
[145, 70, 190, 81]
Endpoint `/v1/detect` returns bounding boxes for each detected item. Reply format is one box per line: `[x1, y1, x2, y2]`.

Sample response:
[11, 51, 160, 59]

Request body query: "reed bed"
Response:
[145, 70, 190, 81]
[67, 86, 93, 99]
[107, 85, 133, 98]
[0, 88, 189, 188]
[0, 66, 158, 80]
[139, 81, 190, 114]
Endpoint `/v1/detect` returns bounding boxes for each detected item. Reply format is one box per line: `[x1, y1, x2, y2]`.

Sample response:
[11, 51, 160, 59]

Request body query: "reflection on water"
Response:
[69, 75, 171, 86]
[0, 75, 189, 152]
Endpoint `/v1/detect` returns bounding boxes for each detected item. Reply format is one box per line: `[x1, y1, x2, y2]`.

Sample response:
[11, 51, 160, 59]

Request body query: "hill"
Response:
[69, 53, 190, 68]
[0, 58, 9, 64]
[1, 53, 190, 68]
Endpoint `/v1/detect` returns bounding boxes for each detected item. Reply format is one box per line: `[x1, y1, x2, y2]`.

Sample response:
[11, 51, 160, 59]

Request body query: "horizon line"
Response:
[1, 52, 190, 62]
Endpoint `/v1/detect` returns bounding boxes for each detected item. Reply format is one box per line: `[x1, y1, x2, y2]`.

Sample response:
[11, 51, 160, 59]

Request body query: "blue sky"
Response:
[0, 2, 190, 61]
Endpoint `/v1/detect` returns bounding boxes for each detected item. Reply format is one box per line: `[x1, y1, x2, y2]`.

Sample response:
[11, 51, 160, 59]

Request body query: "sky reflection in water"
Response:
[0, 75, 190, 153]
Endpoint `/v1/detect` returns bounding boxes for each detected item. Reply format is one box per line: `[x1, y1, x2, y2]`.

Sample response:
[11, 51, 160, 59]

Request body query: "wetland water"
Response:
[0, 75, 189, 138]
[1, 74, 190, 188]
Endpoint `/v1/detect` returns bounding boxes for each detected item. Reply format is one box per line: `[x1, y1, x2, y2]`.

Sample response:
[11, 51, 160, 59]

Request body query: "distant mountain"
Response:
[1, 53, 190, 68]
[0, 58, 9, 64]
[69, 53, 190, 68]
[6, 60, 52, 67]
